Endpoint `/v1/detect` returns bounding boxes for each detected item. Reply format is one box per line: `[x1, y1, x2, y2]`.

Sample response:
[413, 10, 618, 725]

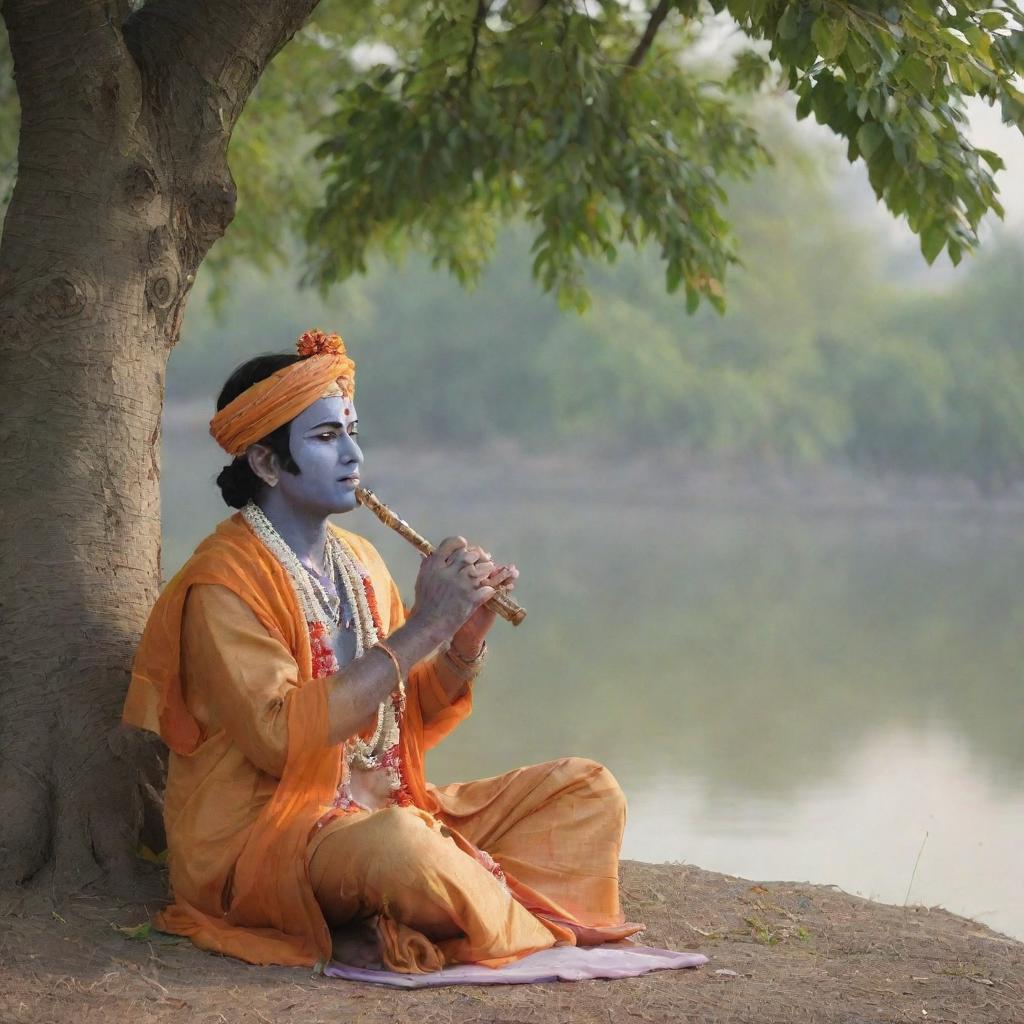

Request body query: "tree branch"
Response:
[625, 0, 674, 70]
[2, 0, 138, 119]
[1, 0, 129, 47]
[465, 0, 490, 85]
[124, 0, 322, 132]
[114, 0, 325, 263]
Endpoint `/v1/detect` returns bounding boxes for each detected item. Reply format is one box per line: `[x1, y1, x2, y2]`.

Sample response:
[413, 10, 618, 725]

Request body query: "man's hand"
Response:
[451, 561, 519, 657]
[407, 536, 497, 646]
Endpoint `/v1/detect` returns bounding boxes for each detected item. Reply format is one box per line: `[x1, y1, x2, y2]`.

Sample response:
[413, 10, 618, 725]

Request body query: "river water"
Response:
[161, 410, 1024, 941]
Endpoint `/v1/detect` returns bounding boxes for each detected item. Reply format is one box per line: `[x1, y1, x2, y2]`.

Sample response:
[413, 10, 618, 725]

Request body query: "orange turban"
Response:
[210, 330, 357, 457]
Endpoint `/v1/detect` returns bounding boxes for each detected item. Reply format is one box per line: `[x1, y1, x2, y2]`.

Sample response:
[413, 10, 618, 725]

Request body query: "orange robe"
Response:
[122, 513, 641, 970]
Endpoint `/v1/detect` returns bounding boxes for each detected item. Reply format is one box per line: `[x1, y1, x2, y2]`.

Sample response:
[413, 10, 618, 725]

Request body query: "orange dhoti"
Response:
[309, 757, 637, 970]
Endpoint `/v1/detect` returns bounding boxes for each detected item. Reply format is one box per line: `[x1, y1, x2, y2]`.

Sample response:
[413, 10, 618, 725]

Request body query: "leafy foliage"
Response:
[715, 0, 1024, 267]
[1, 2, 1020, 310]
[294, 0, 1022, 308]
[172, 115, 1024, 490]
[304, 1, 766, 312]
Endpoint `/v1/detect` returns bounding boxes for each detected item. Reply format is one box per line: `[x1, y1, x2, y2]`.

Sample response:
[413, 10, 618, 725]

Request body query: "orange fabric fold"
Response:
[154, 673, 337, 965]
[124, 514, 399, 965]
[123, 515, 312, 756]
[375, 913, 446, 974]
[209, 350, 355, 456]
[307, 757, 644, 972]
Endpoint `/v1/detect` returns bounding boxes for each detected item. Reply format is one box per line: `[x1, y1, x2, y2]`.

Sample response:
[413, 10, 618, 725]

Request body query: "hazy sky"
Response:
[785, 90, 1023, 229]
[966, 97, 1024, 228]
[689, 12, 1023, 278]
[799, 95, 1024, 288]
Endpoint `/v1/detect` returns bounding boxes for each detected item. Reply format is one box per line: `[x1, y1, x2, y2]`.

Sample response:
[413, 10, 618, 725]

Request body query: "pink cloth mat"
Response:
[324, 942, 707, 988]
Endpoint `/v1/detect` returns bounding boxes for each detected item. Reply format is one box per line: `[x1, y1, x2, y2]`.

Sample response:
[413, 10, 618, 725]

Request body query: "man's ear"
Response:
[246, 443, 280, 488]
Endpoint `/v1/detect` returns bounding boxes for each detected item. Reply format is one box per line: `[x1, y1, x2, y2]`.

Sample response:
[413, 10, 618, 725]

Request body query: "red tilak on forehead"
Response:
[344, 407, 351, 416]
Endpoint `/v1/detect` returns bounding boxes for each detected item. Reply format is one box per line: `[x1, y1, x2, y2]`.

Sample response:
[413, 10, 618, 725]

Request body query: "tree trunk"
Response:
[0, 34, 188, 893]
[0, 0, 320, 892]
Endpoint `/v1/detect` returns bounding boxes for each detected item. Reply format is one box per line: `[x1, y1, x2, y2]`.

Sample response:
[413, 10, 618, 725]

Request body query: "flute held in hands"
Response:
[355, 486, 527, 626]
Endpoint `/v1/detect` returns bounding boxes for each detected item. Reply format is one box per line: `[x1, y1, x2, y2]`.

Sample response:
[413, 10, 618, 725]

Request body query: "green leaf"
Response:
[494, 47, 531, 88]
[920, 223, 946, 264]
[777, 5, 801, 41]
[115, 922, 153, 941]
[666, 259, 682, 293]
[915, 134, 937, 163]
[844, 33, 872, 73]
[812, 17, 848, 61]
[899, 55, 934, 94]
[978, 148, 1005, 173]
[856, 122, 887, 161]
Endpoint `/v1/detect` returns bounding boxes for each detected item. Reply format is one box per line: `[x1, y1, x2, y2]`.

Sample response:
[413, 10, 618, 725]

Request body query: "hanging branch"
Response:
[625, 0, 674, 70]
[465, 0, 491, 85]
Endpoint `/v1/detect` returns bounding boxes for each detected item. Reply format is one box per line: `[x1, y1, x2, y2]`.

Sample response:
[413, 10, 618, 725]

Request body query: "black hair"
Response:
[214, 353, 304, 508]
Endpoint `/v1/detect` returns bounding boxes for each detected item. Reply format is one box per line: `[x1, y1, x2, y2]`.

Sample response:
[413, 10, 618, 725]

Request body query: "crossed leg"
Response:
[307, 756, 633, 972]
[307, 802, 557, 971]
[429, 756, 629, 929]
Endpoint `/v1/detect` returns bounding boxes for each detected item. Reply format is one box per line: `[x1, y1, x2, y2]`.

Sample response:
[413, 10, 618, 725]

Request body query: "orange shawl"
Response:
[123, 513, 449, 966]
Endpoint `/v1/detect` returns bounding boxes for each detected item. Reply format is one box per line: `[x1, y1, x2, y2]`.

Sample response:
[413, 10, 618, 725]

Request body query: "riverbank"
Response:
[162, 403, 1024, 517]
[2, 861, 1020, 1024]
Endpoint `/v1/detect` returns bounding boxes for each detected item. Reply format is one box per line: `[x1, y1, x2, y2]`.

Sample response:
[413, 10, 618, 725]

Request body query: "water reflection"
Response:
[161, 407, 1024, 939]
[626, 728, 1024, 942]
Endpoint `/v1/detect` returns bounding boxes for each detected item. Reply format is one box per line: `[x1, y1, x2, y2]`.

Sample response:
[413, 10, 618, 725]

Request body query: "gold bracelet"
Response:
[447, 639, 487, 667]
[374, 640, 405, 693]
[443, 640, 487, 681]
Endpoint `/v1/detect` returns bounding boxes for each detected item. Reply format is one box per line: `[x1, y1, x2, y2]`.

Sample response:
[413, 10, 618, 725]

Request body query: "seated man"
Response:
[122, 328, 641, 972]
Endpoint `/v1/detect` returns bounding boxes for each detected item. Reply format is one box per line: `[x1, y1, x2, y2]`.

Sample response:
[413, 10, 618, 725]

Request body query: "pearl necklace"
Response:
[239, 501, 403, 779]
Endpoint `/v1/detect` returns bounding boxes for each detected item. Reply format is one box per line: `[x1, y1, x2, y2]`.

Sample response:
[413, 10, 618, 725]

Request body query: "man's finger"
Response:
[436, 536, 468, 561]
[459, 544, 488, 564]
[458, 545, 486, 564]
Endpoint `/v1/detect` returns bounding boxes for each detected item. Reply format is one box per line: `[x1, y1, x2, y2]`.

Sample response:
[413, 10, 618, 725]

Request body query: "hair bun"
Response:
[216, 460, 259, 509]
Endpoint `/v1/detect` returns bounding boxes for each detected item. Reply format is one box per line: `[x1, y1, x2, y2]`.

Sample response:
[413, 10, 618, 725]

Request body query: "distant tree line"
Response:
[172, 127, 1023, 493]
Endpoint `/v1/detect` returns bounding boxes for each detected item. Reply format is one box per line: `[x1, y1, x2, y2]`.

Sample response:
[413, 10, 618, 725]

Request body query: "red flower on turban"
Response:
[297, 329, 346, 358]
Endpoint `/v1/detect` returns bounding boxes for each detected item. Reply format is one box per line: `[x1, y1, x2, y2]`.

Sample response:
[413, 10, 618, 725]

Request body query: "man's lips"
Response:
[338, 475, 360, 483]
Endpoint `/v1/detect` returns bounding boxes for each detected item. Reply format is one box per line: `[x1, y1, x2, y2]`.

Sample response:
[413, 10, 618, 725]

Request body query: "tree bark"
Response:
[0, 0, 320, 891]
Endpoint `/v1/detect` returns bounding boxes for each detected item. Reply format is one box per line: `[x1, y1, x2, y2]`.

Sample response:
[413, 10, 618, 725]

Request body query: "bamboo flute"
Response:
[356, 486, 527, 626]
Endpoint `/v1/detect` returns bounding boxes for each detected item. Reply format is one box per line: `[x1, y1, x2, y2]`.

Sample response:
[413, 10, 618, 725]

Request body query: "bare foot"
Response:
[330, 915, 385, 970]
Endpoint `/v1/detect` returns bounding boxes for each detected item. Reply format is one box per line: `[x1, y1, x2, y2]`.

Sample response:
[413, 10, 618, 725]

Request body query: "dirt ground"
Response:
[1, 860, 1021, 1024]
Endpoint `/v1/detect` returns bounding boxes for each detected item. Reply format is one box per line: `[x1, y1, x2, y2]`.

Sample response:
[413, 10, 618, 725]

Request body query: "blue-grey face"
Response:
[276, 395, 363, 516]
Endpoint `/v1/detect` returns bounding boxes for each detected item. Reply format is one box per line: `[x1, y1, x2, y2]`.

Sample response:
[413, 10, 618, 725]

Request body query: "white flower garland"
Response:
[240, 501, 403, 792]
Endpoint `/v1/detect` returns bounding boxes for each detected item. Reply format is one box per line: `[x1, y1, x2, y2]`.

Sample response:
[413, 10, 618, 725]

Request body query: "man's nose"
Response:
[339, 435, 362, 463]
